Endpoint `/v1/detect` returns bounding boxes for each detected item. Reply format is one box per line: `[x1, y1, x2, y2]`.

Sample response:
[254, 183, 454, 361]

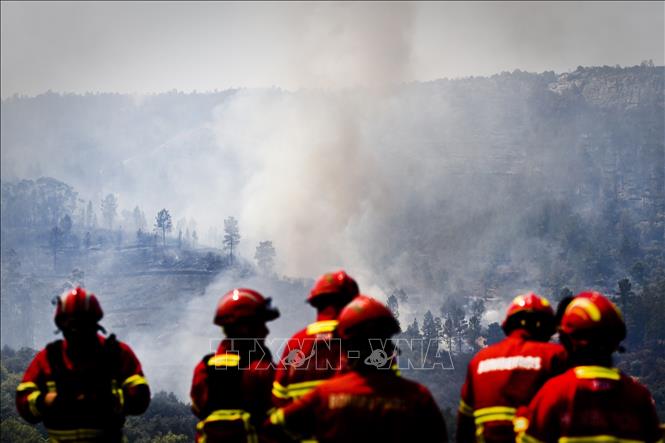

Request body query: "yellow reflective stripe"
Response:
[198, 409, 257, 443]
[208, 353, 241, 367]
[458, 399, 474, 416]
[272, 381, 290, 399]
[306, 320, 338, 335]
[559, 436, 645, 443]
[111, 379, 124, 413]
[474, 406, 516, 425]
[288, 380, 324, 390]
[273, 380, 324, 399]
[204, 409, 250, 422]
[474, 406, 516, 417]
[46, 381, 57, 393]
[285, 380, 324, 398]
[269, 408, 285, 426]
[566, 298, 602, 322]
[16, 382, 38, 392]
[574, 366, 620, 381]
[46, 428, 107, 440]
[27, 390, 41, 418]
[122, 374, 148, 388]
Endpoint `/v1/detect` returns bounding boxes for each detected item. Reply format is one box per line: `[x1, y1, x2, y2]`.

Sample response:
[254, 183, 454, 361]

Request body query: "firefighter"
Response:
[267, 294, 448, 443]
[272, 270, 359, 408]
[15, 287, 150, 442]
[456, 293, 567, 442]
[190, 288, 280, 443]
[516, 291, 663, 443]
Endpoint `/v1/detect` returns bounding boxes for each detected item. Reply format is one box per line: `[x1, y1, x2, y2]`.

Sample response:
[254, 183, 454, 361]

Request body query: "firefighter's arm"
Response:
[266, 388, 318, 440]
[516, 382, 560, 443]
[271, 340, 293, 408]
[190, 360, 209, 419]
[118, 343, 150, 415]
[15, 350, 48, 424]
[456, 367, 475, 442]
[248, 362, 276, 426]
[641, 388, 664, 443]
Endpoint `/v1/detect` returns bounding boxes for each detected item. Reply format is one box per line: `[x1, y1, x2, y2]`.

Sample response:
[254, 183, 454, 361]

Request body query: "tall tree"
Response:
[405, 318, 421, 339]
[422, 310, 442, 358]
[254, 241, 276, 274]
[85, 200, 94, 228]
[615, 278, 634, 312]
[59, 214, 73, 234]
[155, 209, 173, 247]
[441, 298, 467, 353]
[465, 298, 485, 351]
[484, 322, 504, 346]
[100, 194, 118, 230]
[49, 226, 64, 271]
[133, 206, 147, 231]
[84, 232, 92, 250]
[223, 216, 240, 262]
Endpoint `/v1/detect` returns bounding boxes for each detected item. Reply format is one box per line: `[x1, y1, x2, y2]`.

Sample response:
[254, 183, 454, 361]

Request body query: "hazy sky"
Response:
[1, 1, 663, 98]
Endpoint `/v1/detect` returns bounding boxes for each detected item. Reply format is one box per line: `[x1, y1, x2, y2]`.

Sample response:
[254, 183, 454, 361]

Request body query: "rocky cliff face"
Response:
[548, 65, 664, 110]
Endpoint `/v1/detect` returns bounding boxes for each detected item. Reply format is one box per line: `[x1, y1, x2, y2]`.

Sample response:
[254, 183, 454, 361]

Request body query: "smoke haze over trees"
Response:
[1, 65, 664, 435]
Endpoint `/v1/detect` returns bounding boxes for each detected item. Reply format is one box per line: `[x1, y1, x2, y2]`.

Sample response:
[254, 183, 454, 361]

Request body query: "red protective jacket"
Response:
[269, 368, 448, 443]
[190, 339, 275, 443]
[517, 365, 663, 443]
[457, 330, 567, 442]
[15, 334, 150, 442]
[272, 319, 345, 407]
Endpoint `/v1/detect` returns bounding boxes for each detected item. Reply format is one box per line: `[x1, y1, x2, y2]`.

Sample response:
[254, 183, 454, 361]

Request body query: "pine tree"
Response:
[223, 217, 241, 262]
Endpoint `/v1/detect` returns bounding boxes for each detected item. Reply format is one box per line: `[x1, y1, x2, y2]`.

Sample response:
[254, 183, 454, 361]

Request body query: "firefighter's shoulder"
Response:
[520, 340, 565, 356]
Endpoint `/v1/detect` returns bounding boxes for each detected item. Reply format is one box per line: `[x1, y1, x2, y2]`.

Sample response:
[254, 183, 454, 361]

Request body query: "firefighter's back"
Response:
[520, 366, 662, 442]
[272, 322, 344, 404]
[306, 370, 446, 443]
[457, 293, 565, 442]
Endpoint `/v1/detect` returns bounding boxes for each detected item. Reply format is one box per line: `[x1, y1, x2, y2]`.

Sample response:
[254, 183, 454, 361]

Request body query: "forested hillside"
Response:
[1, 64, 663, 440]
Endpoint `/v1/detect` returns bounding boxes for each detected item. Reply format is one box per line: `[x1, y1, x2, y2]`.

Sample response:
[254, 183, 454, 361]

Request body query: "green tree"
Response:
[223, 217, 240, 262]
[154, 209, 173, 248]
[615, 278, 634, 313]
[48, 226, 64, 271]
[387, 294, 399, 320]
[422, 310, 442, 356]
[100, 194, 118, 230]
[254, 241, 276, 274]
[485, 322, 504, 346]
[441, 298, 466, 353]
[465, 298, 485, 351]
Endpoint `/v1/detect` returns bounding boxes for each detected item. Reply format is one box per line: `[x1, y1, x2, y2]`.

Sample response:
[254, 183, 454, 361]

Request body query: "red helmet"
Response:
[501, 292, 555, 337]
[559, 291, 626, 349]
[308, 270, 359, 307]
[337, 295, 400, 340]
[214, 288, 280, 326]
[54, 287, 103, 329]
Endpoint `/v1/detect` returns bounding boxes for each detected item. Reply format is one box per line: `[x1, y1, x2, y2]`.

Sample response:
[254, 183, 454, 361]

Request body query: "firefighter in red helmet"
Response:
[268, 295, 448, 442]
[456, 293, 567, 442]
[272, 270, 359, 408]
[190, 288, 280, 443]
[517, 291, 662, 443]
[15, 287, 150, 442]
